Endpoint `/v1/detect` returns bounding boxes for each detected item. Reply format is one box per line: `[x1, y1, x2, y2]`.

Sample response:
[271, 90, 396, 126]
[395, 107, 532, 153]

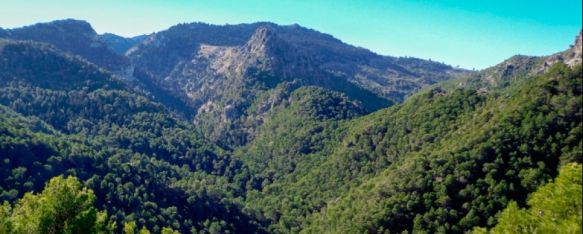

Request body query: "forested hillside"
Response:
[0, 20, 580, 234]
[301, 63, 582, 233]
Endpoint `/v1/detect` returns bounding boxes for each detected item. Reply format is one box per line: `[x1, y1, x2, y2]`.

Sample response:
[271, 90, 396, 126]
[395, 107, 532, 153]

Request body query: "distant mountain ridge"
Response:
[126, 21, 469, 145]
[1, 19, 130, 73]
[447, 30, 583, 90]
[0, 39, 124, 91]
[0, 19, 466, 145]
[127, 21, 465, 102]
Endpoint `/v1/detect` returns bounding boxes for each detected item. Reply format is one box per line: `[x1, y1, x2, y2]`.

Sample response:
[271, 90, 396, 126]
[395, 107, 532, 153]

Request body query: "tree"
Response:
[2, 176, 114, 234]
[161, 227, 181, 234]
[124, 221, 138, 234]
[474, 164, 582, 233]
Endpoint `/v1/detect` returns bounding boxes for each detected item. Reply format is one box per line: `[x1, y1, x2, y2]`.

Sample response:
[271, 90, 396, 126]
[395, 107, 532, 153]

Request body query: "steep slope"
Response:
[545, 30, 583, 68]
[168, 27, 390, 110]
[300, 63, 581, 233]
[0, 39, 232, 177]
[0, 39, 123, 91]
[0, 20, 197, 119]
[235, 86, 364, 185]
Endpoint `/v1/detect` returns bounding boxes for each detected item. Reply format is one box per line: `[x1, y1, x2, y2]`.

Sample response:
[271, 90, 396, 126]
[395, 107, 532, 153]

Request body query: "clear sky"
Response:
[0, 0, 581, 69]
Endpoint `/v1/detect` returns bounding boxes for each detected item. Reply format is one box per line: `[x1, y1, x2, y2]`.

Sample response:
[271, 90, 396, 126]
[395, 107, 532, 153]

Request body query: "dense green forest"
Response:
[0, 40, 263, 233]
[473, 163, 582, 234]
[0, 23, 582, 233]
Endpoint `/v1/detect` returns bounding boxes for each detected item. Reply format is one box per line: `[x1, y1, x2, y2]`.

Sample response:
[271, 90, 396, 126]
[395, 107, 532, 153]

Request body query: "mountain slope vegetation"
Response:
[0, 39, 262, 233]
[301, 63, 582, 233]
[473, 163, 582, 234]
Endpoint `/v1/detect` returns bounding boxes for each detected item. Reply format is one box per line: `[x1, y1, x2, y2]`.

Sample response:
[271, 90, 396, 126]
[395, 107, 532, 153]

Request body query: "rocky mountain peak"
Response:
[545, 30, 582, 68]
[244, 26, 285, 57]
[567, 30, 582, 65]
[248, 27, 276, 43]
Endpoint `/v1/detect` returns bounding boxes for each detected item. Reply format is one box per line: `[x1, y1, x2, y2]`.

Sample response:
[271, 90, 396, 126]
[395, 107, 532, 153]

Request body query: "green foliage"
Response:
[237, 86, 362, 185]
[0, 102, 262, 233]
[0, 40, 124, 91]
[0, 41, 263, 233]
[123, 221, 138, 234]
[474, 163, 582, 234]
[161, 226, 181, 234]
[299, 63, 582, 233]
[1, 176, 114, 234]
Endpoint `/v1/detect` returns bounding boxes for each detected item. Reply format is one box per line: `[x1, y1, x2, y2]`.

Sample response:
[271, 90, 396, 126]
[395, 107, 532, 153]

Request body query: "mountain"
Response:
[129, 22, 465, 103]
[1, 20, 466, 146]
[158, 26, 393, 146]
[446, 31, 583, 91]
[0, 19, 131, 74]
[0, 18, 580, 233]
[0, 20, 203, 120]
[126, 22, 465, 146]
[545, 30, 583, 68]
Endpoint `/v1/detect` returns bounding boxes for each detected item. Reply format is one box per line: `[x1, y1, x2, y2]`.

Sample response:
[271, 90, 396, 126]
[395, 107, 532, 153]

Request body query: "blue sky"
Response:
[0, 0, 581, 69]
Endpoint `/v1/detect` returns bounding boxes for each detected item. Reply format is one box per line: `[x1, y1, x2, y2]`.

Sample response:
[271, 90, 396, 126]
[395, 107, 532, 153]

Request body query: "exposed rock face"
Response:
[545, 30, 583, 68]
[483, 55, 541, 86]
[155, 27, 389, 146]
[123, 23, 466, 146]
[128, 22, 464, 103]
[571, 31, 583, 65]
[134, 24, 464, 108]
